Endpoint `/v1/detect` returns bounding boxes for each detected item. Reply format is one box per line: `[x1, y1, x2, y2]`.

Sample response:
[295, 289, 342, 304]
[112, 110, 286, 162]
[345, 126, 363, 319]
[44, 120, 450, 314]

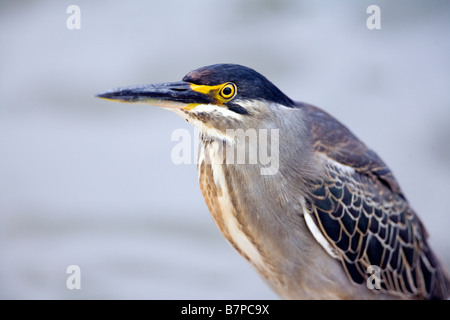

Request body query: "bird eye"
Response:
[219, 83, 236, 100]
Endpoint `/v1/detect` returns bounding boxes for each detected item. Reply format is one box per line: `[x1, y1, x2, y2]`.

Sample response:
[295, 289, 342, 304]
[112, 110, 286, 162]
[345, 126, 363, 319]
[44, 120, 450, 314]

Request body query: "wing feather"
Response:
[300, 103, 449, 299]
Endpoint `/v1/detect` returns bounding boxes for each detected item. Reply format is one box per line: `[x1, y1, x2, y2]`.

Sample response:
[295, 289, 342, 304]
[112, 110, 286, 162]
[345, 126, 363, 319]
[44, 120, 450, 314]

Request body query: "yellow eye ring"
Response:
[219, 82, 236, 100]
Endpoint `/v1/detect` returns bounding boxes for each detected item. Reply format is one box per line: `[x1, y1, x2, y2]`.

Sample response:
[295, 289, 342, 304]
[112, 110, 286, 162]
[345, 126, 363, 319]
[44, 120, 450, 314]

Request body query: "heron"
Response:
[97, 63, 449, 299]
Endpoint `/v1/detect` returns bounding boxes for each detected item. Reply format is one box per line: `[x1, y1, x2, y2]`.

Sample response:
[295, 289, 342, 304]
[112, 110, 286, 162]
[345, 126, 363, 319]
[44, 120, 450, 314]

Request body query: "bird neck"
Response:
[196, 120, 321, 284]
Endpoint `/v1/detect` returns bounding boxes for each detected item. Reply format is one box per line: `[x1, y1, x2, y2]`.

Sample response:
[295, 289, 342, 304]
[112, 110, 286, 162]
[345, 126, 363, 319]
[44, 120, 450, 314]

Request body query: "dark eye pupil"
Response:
[222, 87, 232, 96]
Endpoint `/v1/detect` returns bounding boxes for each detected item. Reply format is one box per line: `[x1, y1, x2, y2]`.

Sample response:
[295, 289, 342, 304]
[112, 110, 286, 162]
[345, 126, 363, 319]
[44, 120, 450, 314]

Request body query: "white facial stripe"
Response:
[171, 111, 229, 143]
[191, 104, 242, 120]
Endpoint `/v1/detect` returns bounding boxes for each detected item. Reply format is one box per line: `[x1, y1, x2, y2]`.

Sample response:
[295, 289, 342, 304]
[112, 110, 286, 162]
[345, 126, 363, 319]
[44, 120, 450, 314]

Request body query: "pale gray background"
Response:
[0, 0, 449, 299]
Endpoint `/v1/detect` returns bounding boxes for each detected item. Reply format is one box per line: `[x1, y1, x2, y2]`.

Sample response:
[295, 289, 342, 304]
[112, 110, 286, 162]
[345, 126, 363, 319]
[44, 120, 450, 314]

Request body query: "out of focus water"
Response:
[0, 1, 449, 299]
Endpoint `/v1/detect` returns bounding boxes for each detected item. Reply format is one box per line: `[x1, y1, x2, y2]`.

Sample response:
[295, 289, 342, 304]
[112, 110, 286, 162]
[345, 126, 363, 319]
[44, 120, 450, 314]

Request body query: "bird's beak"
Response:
[96, 81, 211, 110]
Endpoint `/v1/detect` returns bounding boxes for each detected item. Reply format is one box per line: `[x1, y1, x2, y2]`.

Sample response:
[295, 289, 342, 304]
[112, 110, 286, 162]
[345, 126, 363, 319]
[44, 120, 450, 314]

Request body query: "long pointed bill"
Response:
[96, 81, 211, 110]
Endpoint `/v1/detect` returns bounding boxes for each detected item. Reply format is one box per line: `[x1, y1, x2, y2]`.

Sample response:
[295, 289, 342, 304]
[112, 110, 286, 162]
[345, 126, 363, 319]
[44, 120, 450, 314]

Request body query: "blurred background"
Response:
[0, 0, 449, 299]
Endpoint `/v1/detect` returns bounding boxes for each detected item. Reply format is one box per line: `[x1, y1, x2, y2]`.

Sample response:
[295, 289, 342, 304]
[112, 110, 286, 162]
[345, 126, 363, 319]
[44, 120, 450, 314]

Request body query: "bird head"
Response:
[97, 64, 296, 139]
